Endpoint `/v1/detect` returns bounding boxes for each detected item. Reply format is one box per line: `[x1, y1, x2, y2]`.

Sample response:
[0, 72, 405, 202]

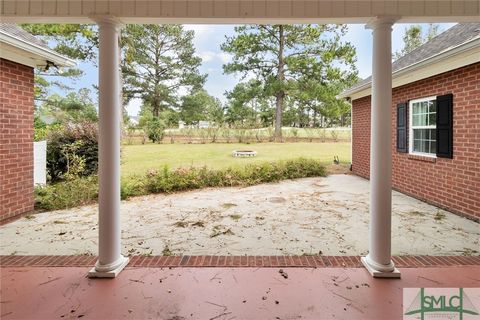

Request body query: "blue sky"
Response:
[62, 23, 455, 116]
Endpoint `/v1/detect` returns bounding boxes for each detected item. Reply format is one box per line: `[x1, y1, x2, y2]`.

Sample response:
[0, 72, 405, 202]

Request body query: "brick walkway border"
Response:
[1, 255, 478, 268]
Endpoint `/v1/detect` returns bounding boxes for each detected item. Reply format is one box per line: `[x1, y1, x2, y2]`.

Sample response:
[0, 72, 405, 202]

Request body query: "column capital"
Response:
[91, 15, 124, 29]
[365, 16, 398, 30]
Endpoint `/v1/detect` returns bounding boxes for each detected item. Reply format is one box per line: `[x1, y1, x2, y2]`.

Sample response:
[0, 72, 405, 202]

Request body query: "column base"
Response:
[361, 256, 401, 278]
[88, 255, 129, 278]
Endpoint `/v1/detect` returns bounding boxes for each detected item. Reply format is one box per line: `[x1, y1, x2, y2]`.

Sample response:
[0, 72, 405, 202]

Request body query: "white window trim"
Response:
[408, 96, 437, 158]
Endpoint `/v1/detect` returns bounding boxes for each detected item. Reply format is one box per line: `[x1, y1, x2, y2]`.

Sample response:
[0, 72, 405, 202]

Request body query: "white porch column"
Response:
[361, 17, 400, 278]
[88, 17, 128, 278]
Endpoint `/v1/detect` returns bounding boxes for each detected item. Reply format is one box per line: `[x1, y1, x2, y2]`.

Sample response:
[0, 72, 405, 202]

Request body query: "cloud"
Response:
[198, 51, 232, 64]
[217, 52, 232, 64]
[184, 25, 217, 48]
[126, 98, 142, 117]
[184, 25, 216, 37]
[198, 51, 216, 62]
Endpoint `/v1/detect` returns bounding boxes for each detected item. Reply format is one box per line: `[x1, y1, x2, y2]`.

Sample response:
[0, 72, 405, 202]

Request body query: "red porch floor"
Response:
[1, 264, 479, 320]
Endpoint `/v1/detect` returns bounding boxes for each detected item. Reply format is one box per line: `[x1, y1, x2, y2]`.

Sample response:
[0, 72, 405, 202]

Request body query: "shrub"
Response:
[120, 176, 144, 200]
[266, 127, 275, 142]
[46, 122, 98, 182]
[199, 128, 209, 144]
[330, 129, 339, 142]
[290, 128, 299, 140]
[124, 124, 138, 145]
[320, 128, 327, 142]
[221, 127, 232, 143]
[207, 127, 220, 143]
[35, 175, 98, 210]
[146, 118, 165, 143]
[34, 123, 62, 142]
[236, 128, 247, 143]
[143, 158, 326, 194]
[35, 158, 326, 210]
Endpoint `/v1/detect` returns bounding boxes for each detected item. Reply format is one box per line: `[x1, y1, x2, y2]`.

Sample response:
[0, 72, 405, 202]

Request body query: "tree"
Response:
[21, 24, 98, 103]
[122, 24, 206, 118]
[160, 109, 181, 128]
[36, 88, 98, 125]
[21, 24, 98, 62]
[426, 24, 440, 41]
[293, 73, 354, 127]
[221, 24, 357, 141]
[394, 24, 440, 60]
[206, 98, 225, 125]
[179, 90, 223, 126]
[225, 80, 269, 126]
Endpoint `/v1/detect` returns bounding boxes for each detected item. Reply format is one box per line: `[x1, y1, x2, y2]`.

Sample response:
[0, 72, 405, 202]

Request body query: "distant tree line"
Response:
[25, 22, 440, 143]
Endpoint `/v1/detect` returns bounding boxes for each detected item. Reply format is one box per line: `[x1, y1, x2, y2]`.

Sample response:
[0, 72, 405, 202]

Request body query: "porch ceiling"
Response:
[1, 0, 479, 24]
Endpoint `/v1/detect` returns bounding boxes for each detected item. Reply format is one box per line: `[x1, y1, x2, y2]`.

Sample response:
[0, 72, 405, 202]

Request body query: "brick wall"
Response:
[0, 58, 34, 221]
[351, 62, 480, 220]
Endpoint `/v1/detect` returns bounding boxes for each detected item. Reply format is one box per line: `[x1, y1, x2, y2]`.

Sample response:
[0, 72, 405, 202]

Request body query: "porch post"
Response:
[361, 17, 400, 278]
[88, 17, 128, 278]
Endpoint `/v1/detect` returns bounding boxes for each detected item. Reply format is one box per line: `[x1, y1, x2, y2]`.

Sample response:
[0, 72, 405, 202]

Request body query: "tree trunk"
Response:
[298, 107, 303, 127]
[152, 104, 160, 118]
[274, 25, 285, 142]
[153, 37, 161, 119]
[275, 92, 284, 140]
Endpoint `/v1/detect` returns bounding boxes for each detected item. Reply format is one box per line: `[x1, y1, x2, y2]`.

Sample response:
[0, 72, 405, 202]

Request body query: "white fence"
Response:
[34, 140, 47, 185]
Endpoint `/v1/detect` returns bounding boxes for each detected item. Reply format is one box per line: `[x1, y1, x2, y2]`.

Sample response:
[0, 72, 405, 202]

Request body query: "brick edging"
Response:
[1, 255, 478, 268]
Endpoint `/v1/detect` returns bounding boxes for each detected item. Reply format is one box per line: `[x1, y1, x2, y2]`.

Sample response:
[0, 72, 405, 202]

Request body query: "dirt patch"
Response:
[325, 164, 351, 175]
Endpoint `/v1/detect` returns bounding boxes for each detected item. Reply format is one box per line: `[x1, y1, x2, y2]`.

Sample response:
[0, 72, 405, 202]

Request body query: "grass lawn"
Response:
[121, 142, 351, 178]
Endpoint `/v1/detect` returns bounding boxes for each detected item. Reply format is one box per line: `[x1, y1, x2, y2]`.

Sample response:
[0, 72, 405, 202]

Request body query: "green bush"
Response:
[46, 122, 98, 182]
[35, 158, 326, 210]
[120, 176, 144, 200]
[35, 176, 98, 210]
[34, 122, 62, 142]
[142, 158, 326, 193]
[146, 118, 165, 143]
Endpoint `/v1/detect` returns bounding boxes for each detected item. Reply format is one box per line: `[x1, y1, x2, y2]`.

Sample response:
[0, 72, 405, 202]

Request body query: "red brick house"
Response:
[340, 23, 480, 221]
[0, 24, 74, 222]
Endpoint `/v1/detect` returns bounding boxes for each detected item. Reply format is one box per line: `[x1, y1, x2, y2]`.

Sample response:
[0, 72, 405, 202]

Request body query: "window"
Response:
[397, 94, 453, 158]
[409, 96, 437, 156]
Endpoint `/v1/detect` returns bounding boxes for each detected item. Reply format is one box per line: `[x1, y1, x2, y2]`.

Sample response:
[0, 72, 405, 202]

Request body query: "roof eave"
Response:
[0, 30, 76, 68]
[338, 37, 480, 100]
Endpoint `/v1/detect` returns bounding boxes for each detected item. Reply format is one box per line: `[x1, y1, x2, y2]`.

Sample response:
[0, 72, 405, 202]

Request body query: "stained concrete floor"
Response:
[0, 175, 478, 257]
[1, 266, 480, 320]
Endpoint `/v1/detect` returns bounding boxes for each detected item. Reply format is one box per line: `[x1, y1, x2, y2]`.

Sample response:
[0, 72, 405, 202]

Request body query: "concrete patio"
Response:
[1, 175, 478, 257]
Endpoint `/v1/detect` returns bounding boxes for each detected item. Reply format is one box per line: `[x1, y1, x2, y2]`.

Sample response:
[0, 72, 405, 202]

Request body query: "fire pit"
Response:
[232, 150, 257, 157]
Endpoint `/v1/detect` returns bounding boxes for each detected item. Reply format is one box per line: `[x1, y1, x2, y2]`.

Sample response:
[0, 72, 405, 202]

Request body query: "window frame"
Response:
[408, 96, 437, 158]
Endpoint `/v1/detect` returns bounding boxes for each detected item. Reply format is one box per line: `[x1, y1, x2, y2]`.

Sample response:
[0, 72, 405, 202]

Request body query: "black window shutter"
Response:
[436, 93, 453, 158]
[396, 102, 408, 153]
